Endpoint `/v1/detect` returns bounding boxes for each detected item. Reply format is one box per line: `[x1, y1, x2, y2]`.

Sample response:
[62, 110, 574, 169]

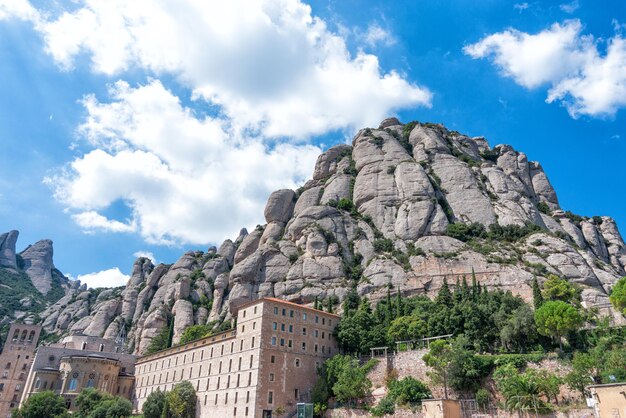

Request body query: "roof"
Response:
[235, 297, 340, 318]
[586, 382, 626, 389]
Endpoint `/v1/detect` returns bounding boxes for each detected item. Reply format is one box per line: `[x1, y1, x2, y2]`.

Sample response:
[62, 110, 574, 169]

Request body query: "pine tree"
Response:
[386, 287, 393, 323]
[453, 278, 462, 303]
[327, 297, 333, 314]
[461, 276, 470, 300]
[532, 276, 544, 309]
[436, 277, 453, 307]
[396, 291, 403, 318]
[314, 296, 319, 310]
[471, 268, 479, 300]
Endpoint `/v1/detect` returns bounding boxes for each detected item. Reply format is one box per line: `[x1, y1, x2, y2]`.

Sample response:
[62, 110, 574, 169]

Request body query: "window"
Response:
[315, 330, 319, 338]
[269, 373, 274, 382]
[274, 307, 278, 315]
[249, 355, 253, 368]
[270, 355, 275, 364]
[302, 342, 306, 351]
[229, 359, 232, 372]
[215, 394, 218, 405]
[239, 357, 242, 370]
[248, 372, 252, 386]
[329, 320, 332, 326]
[322, 332, 325, 339]
[240, 340, 244, 351]
[253, 321, 256, 330]
[271, 337, 276, 346]
[0, 383, 4, 391]
[315, 315, 319, 323]
[288, 340, 292, 348]
[246, 407, 249, 416]
[281, 323, 285, 332]
[268, 391, 273, 404]
[225, 392, 229, 404]
[280, 338, 285, 346]
[303, 313, 307, 320]
[99, 343, 104, 352]
[289, 324, 293, 333]
[246, 391, 250, 403]
[295, 388, 299, 400]
[273, 322, 277, 330]
[242, 310, 246, 318]
[315, 344, 318, 353]
[290, 309, 294, 317]
[281, 308, 286, 316]
[69, 379, 78, 391]
[322, 318, 326, 325]
[302, 327, 307, 336]
[241, 325, 245, 333]
[251, 337, 255, 348]
[35, 379, 41, 389]
[254, 306, 257, 314]
[295, 358, 300, 368]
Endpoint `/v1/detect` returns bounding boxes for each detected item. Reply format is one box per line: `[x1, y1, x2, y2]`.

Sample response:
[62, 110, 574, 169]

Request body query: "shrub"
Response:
[370, 396, 395, 416]
[537, 201, 551, 214]
[445, 222, 486, 242]
[475, 388, 489, 409]
[373, 239, 394, 253]
[387, 376, 431, 405]
[336, 198, 354, 212]
[143, 389, 167, 418]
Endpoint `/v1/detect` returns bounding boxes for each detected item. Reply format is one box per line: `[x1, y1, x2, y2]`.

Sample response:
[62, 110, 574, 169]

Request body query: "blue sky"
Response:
[0, 0, 624, 288]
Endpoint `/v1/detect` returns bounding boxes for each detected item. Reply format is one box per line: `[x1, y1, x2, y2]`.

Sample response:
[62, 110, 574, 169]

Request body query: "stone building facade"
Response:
[135, 297, 339, 418]
[20, 335, 136, 411]
[0, 324, 41, 418]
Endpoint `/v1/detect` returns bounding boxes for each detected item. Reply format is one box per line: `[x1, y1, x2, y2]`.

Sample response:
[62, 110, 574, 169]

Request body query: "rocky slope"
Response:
[0, 230, 78, 338]
[17, 119, 626, 354]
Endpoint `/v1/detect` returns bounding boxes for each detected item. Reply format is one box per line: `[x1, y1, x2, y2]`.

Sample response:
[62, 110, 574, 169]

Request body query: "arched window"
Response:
[81, 342, 87, 350]
[68, 378, 78, 391]
[28, 331, 35, 343]
[20, 330, 27, 341]
[43, 381, 48, 390]
[99, 344, 104, 352]
[12, 329, 19, 341]
[34, 378, 41, 389]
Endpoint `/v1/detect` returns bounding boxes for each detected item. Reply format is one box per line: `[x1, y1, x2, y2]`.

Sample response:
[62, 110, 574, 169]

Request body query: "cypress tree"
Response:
[471, 268, 479, 299]
[396, 291, 403, 318]
[436, 277, 453, 307]
[461, 276, 470, 300]
[314, 296, 319, 310]
[326, 297, 333, 313]
[532, 276, 544, 309]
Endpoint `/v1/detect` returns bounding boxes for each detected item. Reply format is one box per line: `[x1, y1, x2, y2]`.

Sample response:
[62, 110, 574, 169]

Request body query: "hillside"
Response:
[5, 118, 626, 355]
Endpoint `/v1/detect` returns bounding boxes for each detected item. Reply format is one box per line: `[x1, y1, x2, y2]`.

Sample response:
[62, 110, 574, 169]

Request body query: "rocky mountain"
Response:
[0, 230, 78, 345]
[9, 118, 626, 355]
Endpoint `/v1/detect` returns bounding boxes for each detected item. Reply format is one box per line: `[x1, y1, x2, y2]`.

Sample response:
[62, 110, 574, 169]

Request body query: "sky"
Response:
[0, 0, 624, 288]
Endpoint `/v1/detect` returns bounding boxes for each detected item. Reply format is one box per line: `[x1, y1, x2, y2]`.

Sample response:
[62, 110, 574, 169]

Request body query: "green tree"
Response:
[565, 352, 598, 398]
[179, 324, 212, 344]
[75, 388, 113, 417]
[88, 397, 133, 418]
[387, 376, 431, 405]
[12, 391, 68, 418]
[143, 389, 167, 418]
[542, 275, 581, 305]
[532, 276, 544, 309]
[423, 340, 452, 399]
[534, 301, 583, 350]
[332, 358, 376, 404]
[166, 381, 196, 418]
[387, 316, 427, 343]
[435, 278, 453, 307]
[493, 364, 556, 414]
[609, 277, 626, 314]
[500, 305, 538, 352]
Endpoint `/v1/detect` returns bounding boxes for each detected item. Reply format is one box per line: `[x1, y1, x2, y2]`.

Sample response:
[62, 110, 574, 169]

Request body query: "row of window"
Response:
[139, 371, 256, 398]
[269, 337, 332, 355]
[139, 334, 256, 374]
[139, 354, 256, 387]
[270, 323, 330, 340]
[272, 306, 332, 327]
[10, 329, 36, 344]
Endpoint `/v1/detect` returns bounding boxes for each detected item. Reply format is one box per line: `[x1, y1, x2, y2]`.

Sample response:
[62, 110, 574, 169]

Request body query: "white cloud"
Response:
[21, 0, 430, 138]
[360, 23, 396, 47]
[71, 210, 136, 233]
[560, 1, 580, 14]
[45, 80, 322, 245]
[133, 251, 156, 263]
[0, 0, 38, 21]
[513, 3, 529, 12]
[74, 267, 130, 288]
[465, 20, 626, 118]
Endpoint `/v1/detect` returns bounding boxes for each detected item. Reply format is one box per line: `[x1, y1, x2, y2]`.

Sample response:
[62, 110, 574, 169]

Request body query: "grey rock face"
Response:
[20, 239, 54, 295]
[264, 189, 296, 224]
[24, 118, 626, 355]
[0, 230, 18, 269]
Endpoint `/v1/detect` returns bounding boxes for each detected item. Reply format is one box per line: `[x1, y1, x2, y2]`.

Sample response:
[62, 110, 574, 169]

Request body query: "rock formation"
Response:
[0, 230, 18, 269]
[5, 119, 626, 354]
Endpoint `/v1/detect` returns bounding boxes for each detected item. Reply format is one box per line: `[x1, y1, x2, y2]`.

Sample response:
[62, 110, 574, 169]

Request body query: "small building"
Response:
[0, 324, 41, 418]
[586, 383, 626, 418]
[20, 335, 136, 411]
[422, 399, 462, 418]
[134, 297, 339, 418]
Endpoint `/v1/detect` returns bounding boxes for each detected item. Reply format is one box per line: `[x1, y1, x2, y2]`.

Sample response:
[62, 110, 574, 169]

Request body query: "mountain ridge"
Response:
[3, 118, 625, 354]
